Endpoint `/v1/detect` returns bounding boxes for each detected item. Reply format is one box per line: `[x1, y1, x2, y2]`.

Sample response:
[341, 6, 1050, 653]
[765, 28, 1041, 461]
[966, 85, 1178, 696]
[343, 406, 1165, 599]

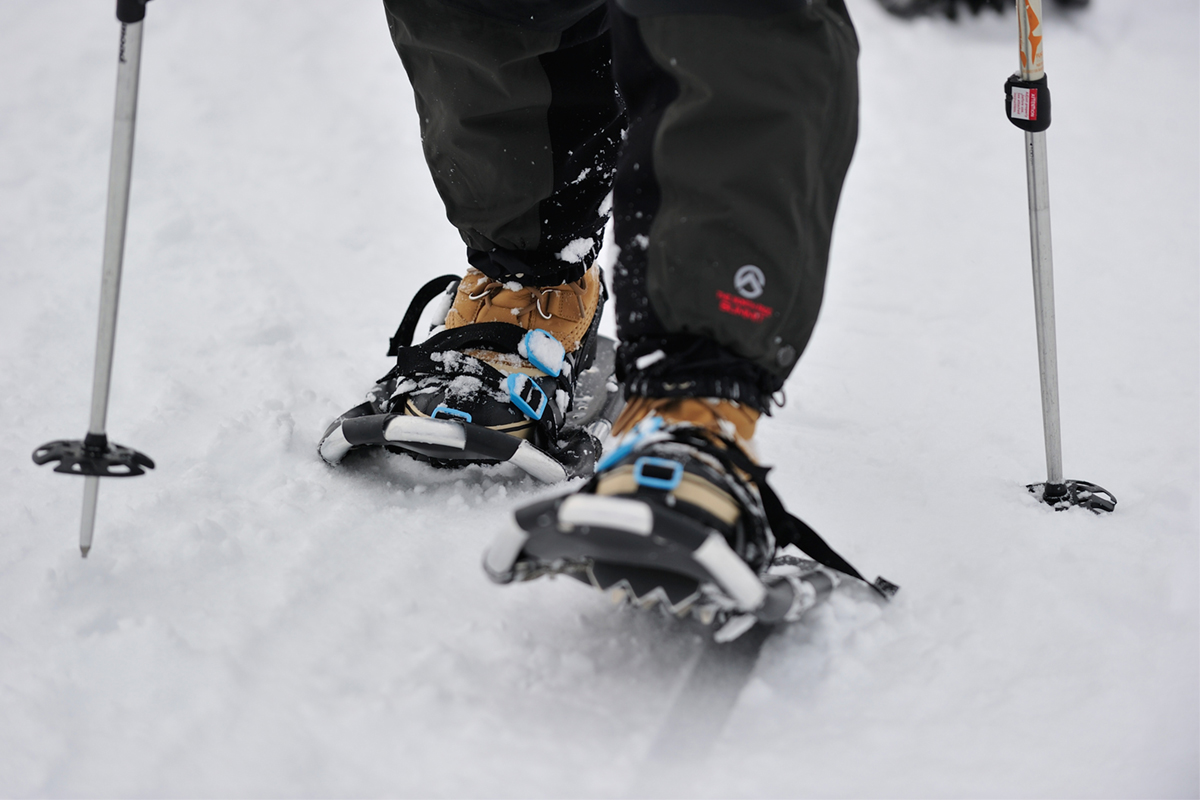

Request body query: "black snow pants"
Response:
[384, 0, 859, 411]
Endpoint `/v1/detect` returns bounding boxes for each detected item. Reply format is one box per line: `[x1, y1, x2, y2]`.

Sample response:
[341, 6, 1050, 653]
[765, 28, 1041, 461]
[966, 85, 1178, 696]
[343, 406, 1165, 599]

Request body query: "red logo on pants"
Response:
[716, 290, 773, 323]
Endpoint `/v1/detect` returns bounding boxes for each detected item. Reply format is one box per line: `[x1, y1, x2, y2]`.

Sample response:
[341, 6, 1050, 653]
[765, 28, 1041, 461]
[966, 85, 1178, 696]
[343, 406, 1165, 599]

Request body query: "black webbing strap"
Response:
[717, 438, 899, 600]
[392, 322, 527, 374]
[387, 274, 460, 357]
[385, 321, 570, 434]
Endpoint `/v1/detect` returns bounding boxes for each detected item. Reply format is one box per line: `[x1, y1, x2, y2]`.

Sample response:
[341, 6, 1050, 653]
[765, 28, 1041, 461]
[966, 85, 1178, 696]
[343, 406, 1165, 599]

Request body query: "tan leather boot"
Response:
[612, 396, 760, 452]
[446, 263, 601, 354]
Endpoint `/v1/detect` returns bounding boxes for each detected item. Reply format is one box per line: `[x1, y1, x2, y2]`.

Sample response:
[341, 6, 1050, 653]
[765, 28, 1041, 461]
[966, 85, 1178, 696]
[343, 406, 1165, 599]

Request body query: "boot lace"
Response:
[467, 273, 589, 324]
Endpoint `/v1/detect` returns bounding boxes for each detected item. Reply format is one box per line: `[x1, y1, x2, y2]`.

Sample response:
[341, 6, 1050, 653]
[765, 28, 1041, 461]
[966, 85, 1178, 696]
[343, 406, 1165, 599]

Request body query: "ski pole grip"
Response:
[1015, 0, 1046, 80]
[116, 0, 148, 23]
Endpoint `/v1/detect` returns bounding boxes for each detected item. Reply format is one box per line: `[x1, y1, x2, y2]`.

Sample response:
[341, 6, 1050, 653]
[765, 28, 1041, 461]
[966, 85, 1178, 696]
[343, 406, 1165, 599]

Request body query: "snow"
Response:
[519, 330, 566, 377]
[440, 376, 486, 403]
[1, 0, 1196, 797]
[636, 349, 667, 370]
[557, 237, 595, 264]
[430, 350, 483, 375]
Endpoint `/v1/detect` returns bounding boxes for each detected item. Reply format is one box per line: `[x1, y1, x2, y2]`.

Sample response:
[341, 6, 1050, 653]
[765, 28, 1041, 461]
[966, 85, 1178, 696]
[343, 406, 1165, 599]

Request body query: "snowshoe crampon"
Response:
[318, 270, 623, 482]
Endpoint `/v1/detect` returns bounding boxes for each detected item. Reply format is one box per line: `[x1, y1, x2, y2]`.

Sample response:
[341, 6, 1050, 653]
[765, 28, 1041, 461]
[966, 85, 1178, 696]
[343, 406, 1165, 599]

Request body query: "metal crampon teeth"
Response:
[515, 558, 591, 584]
[589, 570, 744, 627]
[593, 575, 701, 617]
[599, 590, 749, 639]
[505, 553, 739, 625]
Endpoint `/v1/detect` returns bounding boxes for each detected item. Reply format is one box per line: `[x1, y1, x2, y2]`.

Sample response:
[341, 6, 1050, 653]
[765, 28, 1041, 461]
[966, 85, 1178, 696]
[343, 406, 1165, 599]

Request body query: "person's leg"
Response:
[383, 0, 623, 285]
[486, 1, 870, 634]
[320, 0, 625, 476]
[609, 0, 860, 412]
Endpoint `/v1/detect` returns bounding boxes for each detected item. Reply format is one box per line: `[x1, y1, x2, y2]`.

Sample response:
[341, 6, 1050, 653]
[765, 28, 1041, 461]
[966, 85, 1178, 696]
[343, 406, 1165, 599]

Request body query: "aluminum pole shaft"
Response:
[1016, 0, 1064, 486]
[81, 19, 143, 557]
[1023, 130, 1064, 485]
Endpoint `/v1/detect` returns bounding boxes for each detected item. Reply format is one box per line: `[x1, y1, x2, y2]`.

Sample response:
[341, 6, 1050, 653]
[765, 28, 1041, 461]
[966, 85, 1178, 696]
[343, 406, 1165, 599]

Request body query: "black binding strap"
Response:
[390, 323, 528, 381]
[387, 274, 460, 357]
[712, 437, 899, 599]
[384, 321, 570, 434]
[403, 321, 525, 359]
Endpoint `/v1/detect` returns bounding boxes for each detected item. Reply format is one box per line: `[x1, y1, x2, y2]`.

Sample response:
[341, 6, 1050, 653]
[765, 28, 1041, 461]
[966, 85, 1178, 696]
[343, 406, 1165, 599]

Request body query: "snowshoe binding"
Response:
[319, 264, 623, 482]
[483, 398, 897, 641]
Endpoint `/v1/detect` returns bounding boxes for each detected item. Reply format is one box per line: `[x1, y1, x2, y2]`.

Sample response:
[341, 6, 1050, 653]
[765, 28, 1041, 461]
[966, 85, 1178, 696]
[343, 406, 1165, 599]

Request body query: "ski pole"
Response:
[32, 0, 156, 556]
[1004, 0, 1113, 512]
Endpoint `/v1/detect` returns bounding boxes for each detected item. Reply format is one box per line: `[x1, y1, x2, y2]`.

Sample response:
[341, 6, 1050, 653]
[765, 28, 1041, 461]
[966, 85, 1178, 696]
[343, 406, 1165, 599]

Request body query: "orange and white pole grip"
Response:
[1017, 0, 1046, 81]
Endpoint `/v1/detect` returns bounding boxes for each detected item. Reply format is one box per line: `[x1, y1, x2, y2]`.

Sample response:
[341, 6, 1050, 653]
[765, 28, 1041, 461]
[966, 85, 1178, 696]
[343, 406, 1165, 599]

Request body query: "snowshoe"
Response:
[483, 398, 897, 641]
[319, 264, 623, 482]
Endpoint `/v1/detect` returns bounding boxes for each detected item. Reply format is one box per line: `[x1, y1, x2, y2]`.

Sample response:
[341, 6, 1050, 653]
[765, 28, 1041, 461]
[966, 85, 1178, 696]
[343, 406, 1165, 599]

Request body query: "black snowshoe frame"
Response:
[485, 423, 898, 641]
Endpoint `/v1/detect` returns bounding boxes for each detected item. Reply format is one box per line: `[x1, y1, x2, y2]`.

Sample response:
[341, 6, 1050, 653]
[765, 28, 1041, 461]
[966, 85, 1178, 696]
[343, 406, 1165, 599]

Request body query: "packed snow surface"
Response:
[1, 1, 1196, 796]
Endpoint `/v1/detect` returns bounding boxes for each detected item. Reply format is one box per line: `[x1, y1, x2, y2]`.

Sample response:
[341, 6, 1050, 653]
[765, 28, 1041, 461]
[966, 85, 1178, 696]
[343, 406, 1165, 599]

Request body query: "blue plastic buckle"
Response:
[632, 456, 683, 491]
[431, 405, 472, 423]
[506, 373, 548, 421]
[520, 329, 565, 377]
[596, 416, 663, 473]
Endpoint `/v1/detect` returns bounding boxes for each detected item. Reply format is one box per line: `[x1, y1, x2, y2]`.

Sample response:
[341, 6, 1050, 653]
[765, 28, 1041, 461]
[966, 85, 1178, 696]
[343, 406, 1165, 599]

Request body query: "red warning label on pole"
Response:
[1010, 86, 1039, 121]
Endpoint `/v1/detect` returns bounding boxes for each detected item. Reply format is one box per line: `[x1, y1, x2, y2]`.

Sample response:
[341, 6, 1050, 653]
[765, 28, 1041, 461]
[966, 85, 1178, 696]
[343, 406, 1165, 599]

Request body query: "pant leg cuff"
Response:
[467, 243, 597, 286]
[616, 334, 783, 414]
